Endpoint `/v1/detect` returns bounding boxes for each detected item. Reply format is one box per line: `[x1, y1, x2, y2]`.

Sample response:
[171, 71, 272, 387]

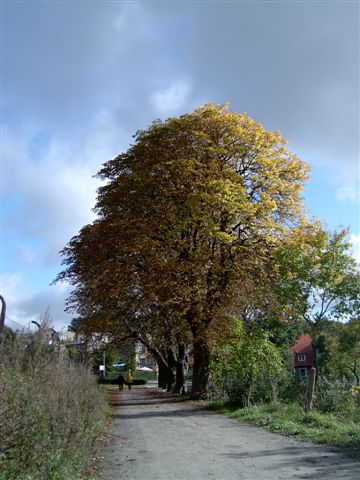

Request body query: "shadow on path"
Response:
[99, 386, 360, 480]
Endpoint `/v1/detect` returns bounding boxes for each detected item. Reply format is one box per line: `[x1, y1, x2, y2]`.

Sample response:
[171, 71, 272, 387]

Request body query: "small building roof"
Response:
[291, 333, 315, 367]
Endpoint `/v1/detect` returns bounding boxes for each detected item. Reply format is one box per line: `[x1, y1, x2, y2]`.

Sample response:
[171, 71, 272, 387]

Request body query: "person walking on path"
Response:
[117, 373, 124, 391]
[126, 371, 133, 390]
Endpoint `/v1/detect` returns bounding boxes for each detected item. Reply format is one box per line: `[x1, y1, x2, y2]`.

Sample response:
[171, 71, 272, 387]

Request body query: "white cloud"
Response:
[4, 129, 95, 260]
[151, 80, 191, 114]
[336, 184, 360, 203]
[2, 107, 130, 330]
[1, 273, 36, 329]
[113, 2, 142, 32]
[3, 107, 128, 264]
[1, 273, 73, 330]
[1, 273, 27, 304]
[350, 234, 360, 265]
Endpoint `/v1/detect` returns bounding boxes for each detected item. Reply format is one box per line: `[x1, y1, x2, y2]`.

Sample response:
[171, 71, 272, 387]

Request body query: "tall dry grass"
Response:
[0, 330, 106, 480]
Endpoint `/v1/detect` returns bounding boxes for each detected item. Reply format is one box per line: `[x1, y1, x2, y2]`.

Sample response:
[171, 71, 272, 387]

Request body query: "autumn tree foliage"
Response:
[57, 104, 310, 398]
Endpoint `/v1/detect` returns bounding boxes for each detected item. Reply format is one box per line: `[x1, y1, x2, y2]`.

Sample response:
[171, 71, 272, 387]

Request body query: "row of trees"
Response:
[56, 104, 359, 398]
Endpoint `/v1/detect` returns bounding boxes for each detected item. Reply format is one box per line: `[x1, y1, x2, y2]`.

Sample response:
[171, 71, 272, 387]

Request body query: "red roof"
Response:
[291, 334, 314, 368]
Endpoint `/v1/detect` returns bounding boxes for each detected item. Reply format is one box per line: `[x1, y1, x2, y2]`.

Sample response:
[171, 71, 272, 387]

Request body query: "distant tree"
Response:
[57, 104, 309, 398]
[231, 263, 304, 349]
[328, 318, 360, 385]
[274, 223, 360, 369]
[92, 347, 119, 376]
[68, 317, 82, 333]
[125, 353, 136, 374]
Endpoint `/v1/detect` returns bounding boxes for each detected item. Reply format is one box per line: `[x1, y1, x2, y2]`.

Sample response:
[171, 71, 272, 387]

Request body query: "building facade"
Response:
[291, 333, 315, 377]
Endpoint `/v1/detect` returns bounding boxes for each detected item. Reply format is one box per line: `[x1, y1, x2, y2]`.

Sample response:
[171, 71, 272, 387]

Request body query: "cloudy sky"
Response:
[2, 1, 359, 330]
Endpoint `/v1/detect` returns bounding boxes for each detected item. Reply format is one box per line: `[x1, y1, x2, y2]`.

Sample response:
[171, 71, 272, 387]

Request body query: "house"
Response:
[59, 331, 75, 344]
[135, 342, 156, 369]
[291, 333, 315, 378]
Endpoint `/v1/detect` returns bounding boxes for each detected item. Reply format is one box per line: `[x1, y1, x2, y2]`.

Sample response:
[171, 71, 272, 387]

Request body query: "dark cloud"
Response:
[4, 2, 358, 174]
[2, 272, 73, 331]
[16, 284, 73, 331]
[177, 2, 358, 170]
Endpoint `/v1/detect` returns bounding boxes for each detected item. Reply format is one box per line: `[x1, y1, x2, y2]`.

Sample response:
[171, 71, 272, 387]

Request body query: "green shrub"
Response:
[97, 375, 146, 385]
[211, 322, 289, 407]
[279, 375, 306, 404]
[314, 377, 359, 419]
[97, 375, 119, 384]
[132, 378, 146, 385]
[0, 333, 107, 480]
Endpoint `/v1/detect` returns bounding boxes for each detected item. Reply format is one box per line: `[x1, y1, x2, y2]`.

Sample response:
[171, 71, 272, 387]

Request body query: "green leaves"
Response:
[274, 223, 360, 327]
[211, 319, 288, 405]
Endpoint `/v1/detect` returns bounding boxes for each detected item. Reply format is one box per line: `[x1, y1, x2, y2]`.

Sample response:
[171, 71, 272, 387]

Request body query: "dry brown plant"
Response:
[0, 323, 106, 480]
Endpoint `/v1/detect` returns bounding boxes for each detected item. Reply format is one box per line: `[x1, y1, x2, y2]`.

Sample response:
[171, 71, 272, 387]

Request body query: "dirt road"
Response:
[98, 386, 360, 479]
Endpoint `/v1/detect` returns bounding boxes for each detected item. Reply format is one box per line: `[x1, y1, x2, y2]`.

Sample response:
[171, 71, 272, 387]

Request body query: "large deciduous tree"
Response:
[57, 104, 309, 398]
[274, 223, 360, 371]
[332, 318, 360, 385]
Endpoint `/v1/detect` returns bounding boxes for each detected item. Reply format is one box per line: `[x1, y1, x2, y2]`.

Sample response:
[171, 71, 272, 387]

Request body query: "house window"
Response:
[298, 354, 306, 361]
[140, 358, 146, 366]
[300, 368, 307, 378]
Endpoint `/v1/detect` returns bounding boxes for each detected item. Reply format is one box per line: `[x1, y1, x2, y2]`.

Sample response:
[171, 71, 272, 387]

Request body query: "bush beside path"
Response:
[0, 334, 107, 480]
[98, 386, 360, 480]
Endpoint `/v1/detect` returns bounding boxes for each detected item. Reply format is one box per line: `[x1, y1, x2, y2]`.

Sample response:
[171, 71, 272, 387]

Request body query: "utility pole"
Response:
[305, 367, 316, 412]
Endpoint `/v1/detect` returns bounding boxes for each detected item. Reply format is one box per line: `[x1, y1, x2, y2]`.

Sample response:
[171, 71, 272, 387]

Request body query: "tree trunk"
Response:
[134, 339, 170, 390]
[166, 349, 176, 391]
[173, 343, 188, 394]
[157, 360, 169, 389]
[191, 337, 210, 399]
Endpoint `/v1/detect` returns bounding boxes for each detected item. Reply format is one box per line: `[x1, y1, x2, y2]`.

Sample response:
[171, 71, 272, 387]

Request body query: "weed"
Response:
[0, 333, 107, 479]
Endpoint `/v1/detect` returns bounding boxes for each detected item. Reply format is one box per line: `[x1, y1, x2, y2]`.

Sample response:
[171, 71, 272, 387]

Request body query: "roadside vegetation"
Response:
[0, 322, 107, 480]
[210, 400, 360, 455]
[207, 224, 360, 453]
[209, 316, 360, 454]
[97, 370, 155, 385]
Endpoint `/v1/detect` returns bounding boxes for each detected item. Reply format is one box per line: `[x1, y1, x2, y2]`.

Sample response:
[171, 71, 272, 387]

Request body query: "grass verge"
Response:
[209, 401, 360, 456]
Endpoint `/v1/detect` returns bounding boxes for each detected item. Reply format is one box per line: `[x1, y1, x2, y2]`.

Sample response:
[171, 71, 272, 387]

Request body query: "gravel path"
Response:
[98, 386, 360, 480]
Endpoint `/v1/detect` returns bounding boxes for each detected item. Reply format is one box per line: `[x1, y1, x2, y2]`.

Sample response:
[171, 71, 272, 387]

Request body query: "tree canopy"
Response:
[274, 223, 360, 370]
[57, 104, 310, 398]
[275, 223, 360, 326]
